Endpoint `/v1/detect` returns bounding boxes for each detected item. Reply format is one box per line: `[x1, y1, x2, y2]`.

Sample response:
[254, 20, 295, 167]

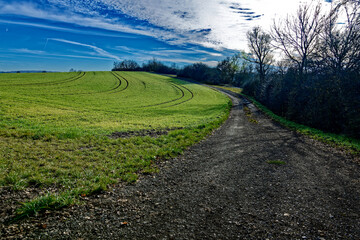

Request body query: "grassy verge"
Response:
[213, 85, 360, 155]
[242, 93, 360, 154]
[210, 85, 242, 94]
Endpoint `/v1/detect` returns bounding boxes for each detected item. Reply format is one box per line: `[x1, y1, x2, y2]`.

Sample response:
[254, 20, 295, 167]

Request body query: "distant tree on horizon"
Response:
[113, 60, 140, 71]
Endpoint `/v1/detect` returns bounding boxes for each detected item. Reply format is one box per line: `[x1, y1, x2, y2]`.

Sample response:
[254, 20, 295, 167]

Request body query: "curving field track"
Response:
[0, 71, 228, 138]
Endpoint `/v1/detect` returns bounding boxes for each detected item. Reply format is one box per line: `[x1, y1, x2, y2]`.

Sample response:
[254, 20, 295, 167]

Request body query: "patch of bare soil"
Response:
[1, 90, 360, 239]
[108, 128, 183, 139]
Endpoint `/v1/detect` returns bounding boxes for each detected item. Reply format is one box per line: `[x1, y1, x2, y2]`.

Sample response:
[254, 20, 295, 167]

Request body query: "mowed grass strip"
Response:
[0, 71, 231, 219]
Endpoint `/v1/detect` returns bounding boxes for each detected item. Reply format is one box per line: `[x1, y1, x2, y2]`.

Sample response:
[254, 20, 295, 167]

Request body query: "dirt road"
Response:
[3, 90, 360, 239]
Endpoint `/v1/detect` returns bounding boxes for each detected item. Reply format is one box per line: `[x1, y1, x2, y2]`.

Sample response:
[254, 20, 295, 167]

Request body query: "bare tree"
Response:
[246, 26, 274, 83]
[320, 0, 360, 75]
[271, 2, 325, 78]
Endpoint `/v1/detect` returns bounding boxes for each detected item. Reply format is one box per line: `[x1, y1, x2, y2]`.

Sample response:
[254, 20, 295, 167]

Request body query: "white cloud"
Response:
[0, 0, 333, 52]
[0, 2, 158, 37]
[11, 48, 46, 55]
[6, 40, 121, 61]
[54, 0, 330, 50]
[190, 49, 223, 57]
[107, 45, 220, 66]
[0, 19, 138, 39]
[48, 38, 120, 60]
[3, 48, 113, 60]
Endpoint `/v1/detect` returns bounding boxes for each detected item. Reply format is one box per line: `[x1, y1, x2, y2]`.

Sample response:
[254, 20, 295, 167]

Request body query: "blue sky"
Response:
[0, 0, 332, 72]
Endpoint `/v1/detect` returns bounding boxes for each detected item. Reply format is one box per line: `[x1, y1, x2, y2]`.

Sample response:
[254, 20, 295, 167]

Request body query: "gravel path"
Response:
[2, 90, 360, 239]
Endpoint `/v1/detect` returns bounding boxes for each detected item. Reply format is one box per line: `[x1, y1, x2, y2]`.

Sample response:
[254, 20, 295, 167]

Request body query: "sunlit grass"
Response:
[0, 72, 228, 137]
[211, 85, 242, 94]
[0, 71, 231, 219]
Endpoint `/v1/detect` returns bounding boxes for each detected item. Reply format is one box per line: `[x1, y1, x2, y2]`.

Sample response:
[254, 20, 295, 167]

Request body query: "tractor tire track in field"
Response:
[56, 72, 127, 95]
[139, 82, 194, 108]
[7, 88, 360, 239]
[121, 74, 147, 89]
[138, 83, 185, 108]
[161, 84, 194, 108]
[117, 72, 193, 108]
[0, 72, 85, 87]
[109, 72, 129, 94]
[41, 72, 127, 96]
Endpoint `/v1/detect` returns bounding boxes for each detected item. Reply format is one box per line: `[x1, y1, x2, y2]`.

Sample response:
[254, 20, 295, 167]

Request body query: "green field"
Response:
[0, 71, 230, 218]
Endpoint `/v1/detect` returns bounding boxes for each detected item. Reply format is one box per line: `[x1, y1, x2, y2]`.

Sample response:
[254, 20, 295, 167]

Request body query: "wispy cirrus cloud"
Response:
[3, 48, 114, 61]
[11, 48, 46, 55]
[0, 0, 333, 62]
[0, 1, 158, 37]
[48, 38, 120, 61]
[114, 45, 223, 58]
[43, 0, 332, 50]
[0, 19, 139, 39]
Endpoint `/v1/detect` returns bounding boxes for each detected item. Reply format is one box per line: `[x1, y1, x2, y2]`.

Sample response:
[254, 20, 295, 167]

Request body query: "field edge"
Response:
[1, 78, 232, 222]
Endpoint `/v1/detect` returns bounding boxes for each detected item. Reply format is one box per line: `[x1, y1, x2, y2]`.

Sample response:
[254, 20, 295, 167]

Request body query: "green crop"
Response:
[0, 71, 231, 219]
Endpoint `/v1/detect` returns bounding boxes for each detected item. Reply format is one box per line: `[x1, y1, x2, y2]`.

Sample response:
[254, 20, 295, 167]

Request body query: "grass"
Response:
[0, 71, 231, 219]
[266, 160, 286, 165]
[243, 94, 360, 154]
[210, 85, 242, 94]
[243, 106, 259, 124]
[0, 71, 227, 138]
[14, 192, 76, 221]
[216, 85, 360, 155]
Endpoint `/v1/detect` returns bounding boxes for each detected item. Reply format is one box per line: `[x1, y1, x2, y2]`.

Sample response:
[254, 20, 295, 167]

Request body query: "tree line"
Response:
[113, 0, 360, 138]
[112, 58, 177, 74]
[244, 0, 360, 138]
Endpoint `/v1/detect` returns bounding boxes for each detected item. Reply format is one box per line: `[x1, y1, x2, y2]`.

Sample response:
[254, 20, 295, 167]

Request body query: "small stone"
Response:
[40, 224, 47, 229]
